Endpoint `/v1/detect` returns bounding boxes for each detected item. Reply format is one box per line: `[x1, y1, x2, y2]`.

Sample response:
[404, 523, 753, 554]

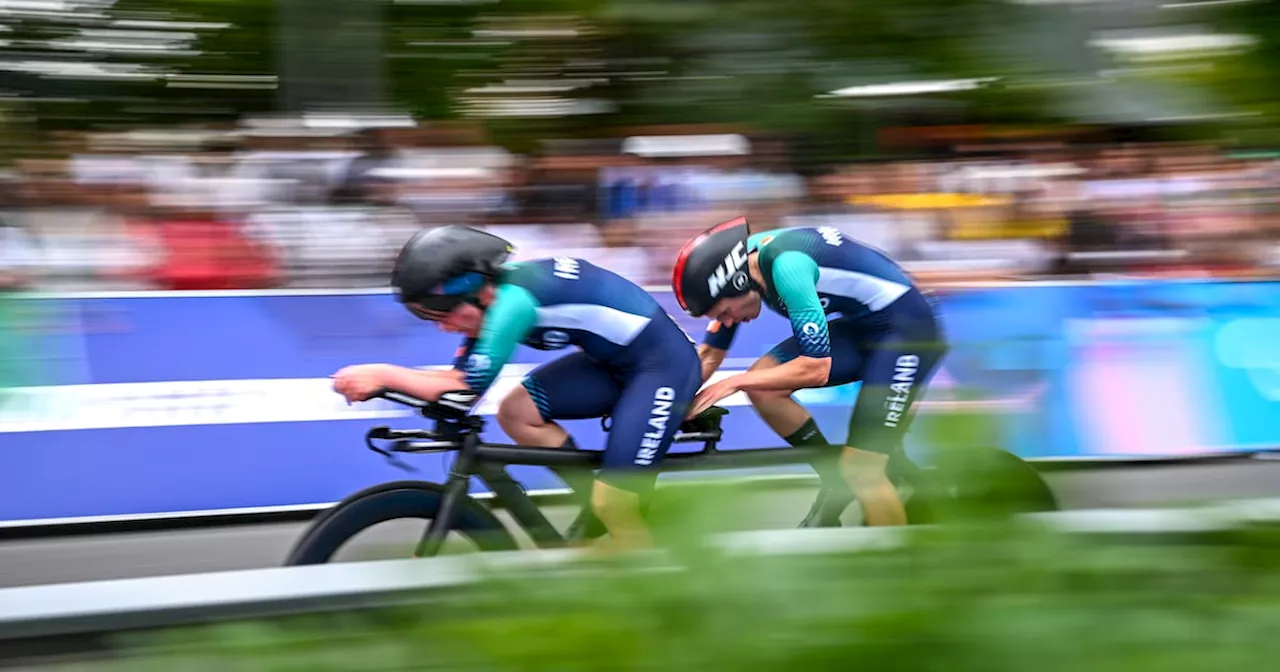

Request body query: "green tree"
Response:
[1203, 0, 1280, 143]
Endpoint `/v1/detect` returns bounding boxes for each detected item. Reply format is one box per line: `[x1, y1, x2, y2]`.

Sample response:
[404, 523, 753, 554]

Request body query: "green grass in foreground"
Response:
[95, 480, 1280, 672]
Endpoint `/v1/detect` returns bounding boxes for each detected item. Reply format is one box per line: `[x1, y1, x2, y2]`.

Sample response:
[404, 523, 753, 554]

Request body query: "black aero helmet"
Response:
[392, 225, 513, 315]
[671, 216, 755, 317]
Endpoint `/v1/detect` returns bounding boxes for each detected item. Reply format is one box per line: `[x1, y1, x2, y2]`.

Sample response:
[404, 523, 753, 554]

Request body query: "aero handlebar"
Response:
[370, 389, 725, 444]
[379, 389, 429, 410]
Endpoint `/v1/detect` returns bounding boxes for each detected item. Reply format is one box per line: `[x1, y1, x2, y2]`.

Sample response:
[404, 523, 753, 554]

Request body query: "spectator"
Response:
[332, 129, 397, 205]
[147, 204, 278, 291]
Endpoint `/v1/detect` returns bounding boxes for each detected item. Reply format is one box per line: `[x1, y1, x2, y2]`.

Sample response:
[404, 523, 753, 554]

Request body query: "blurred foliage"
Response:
[53, 405, 1279, 670]
[2, 0, 1279, 149]
[1202, 0, 1280, 146]
[1, 0, 276, 129]
[99, 507, 1280, 671]
[586, 0, 1058, 161]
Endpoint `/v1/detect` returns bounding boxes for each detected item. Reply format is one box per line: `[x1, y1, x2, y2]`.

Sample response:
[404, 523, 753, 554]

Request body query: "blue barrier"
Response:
[1, 279, 1278, 523]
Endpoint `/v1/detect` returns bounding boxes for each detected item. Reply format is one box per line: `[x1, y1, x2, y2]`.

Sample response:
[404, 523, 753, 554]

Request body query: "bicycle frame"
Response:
[366, 391, 833, 556]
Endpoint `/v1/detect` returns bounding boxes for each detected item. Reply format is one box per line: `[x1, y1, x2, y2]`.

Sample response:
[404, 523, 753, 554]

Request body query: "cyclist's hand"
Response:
[687, 378, 738, 420]
[331, 364, 389, 404]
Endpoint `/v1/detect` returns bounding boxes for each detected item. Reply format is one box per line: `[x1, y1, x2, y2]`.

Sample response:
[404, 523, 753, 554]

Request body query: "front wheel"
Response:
[285, 481, 519, 565]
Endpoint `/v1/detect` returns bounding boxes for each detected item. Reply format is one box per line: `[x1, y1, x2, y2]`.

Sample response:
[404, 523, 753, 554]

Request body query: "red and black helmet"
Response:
[670, 216, 753, 317]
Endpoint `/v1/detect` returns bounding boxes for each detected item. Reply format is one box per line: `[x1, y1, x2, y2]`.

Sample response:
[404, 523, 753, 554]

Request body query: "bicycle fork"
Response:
[414, 434, 480, 558]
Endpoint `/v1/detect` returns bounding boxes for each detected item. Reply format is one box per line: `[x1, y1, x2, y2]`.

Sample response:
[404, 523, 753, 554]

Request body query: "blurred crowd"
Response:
[1, 121, 1278, 294]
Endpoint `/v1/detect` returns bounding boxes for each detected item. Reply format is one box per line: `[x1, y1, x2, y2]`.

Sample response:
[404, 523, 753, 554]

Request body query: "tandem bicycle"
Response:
[284, 391, 1057, 564]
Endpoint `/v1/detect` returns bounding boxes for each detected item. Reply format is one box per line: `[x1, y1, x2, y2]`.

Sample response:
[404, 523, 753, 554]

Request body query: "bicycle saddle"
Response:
[679, 405, 729, 434]
[599, 405, 729, 434]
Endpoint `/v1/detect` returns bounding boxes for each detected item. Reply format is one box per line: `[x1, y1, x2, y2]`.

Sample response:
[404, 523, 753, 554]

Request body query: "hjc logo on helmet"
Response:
[706, 240, 748, 299]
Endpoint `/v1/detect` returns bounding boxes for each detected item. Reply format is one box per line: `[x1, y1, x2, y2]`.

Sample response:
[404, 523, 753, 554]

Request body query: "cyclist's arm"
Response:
[456, 284, 538, 398]
[697, 344, 726, 384]
[379, 286, 538, 402]
[697, 320, 736, 383]
[378, 336, 475, 399]
[377, 366, 468, 402]
[729, 251, 831, 392]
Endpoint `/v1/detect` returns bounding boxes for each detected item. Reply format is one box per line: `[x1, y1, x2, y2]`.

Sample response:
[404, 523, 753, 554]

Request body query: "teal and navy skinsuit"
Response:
[452, 257, 701, 479]
[704, 226, 947, 453]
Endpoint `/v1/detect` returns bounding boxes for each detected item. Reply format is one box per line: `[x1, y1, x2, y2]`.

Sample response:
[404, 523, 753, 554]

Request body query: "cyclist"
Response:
[332, 225, 701, 552]
[671, 216, 947, 528]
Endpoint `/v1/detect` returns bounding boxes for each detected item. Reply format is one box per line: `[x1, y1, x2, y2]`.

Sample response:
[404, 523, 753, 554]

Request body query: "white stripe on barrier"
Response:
[0, 366, 1026, 434]
[0, 532, 887, 639]
[1221, 498, 1280, 522]
[1024, 508, 1235, 533]
[714, 526, 909, 555]
[0, 553, 491, 639]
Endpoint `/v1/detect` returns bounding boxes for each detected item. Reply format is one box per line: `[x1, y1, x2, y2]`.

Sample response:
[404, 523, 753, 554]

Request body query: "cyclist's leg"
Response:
[751, 322, 867, 527]
[843, 297, 946, 526]
[746, 328, 865, 440]
[497, 352, 621, 448]
[497, 353, 623, 543]
[594, 345, 701, 552]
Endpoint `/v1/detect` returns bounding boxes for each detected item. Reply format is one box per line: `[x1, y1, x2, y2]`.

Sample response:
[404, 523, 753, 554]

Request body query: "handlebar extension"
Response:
[369, 390, 728, 459]
[379, 389, 428, 410]
[377, 388, 475, 416]
[375, 388, 483, 428]
[367, 426, 440, 441]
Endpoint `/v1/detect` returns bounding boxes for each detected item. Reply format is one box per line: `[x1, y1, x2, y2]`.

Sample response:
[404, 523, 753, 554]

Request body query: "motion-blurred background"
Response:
[5, 3, 1280, 665]
[2, 0, 1280, 526]
[0, 0, 1277, 293]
